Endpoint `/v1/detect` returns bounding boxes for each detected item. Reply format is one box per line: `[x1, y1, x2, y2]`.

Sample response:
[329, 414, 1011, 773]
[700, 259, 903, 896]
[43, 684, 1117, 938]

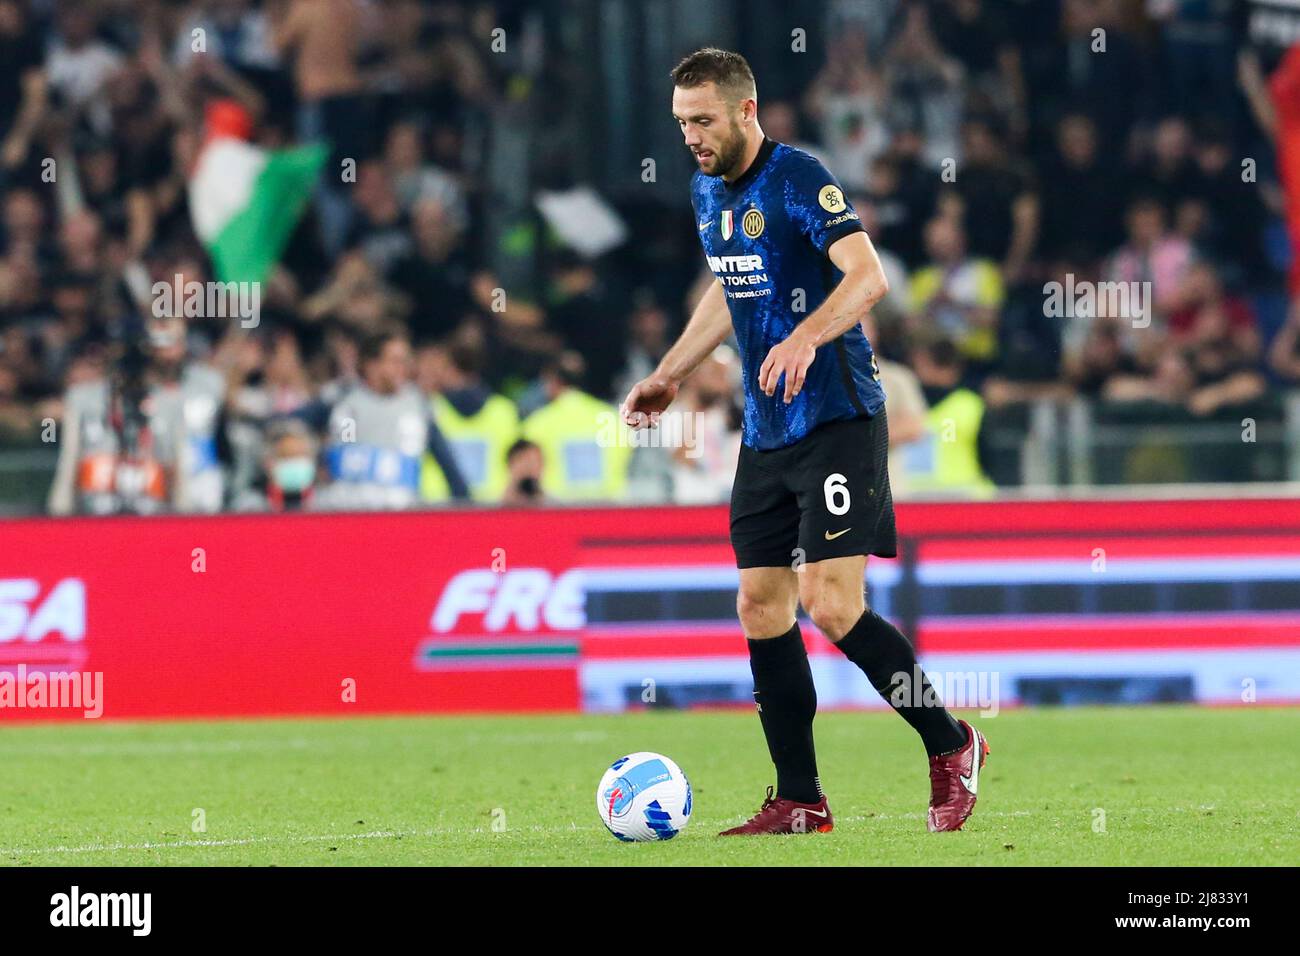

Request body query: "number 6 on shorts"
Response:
[824, 472, 850, 516]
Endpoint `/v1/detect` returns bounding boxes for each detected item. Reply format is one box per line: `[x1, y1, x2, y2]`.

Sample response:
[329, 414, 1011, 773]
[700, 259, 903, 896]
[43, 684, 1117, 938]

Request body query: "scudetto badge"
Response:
[818, 185, 847, 213]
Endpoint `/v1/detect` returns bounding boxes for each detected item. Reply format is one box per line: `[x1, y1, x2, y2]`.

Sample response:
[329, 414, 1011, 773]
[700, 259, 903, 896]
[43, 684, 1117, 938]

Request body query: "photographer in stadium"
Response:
[47, 312, 189, 515]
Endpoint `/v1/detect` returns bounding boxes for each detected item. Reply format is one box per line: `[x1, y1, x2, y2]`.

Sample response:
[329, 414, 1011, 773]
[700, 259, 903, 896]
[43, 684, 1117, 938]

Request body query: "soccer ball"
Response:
[596, 752, 692, 841]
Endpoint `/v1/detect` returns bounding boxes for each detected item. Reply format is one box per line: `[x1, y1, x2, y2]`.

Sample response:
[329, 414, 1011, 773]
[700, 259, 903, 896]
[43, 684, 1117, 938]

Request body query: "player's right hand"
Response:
[620, 375, 679, 429]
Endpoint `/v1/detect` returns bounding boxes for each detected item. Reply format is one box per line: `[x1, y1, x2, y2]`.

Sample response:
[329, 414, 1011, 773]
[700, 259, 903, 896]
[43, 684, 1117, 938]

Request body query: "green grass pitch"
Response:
[1, 706, 1296, 866]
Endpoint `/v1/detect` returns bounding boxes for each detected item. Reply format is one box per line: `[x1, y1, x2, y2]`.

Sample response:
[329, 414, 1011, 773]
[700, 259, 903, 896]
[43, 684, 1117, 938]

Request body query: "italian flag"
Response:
[188, 99, 327, 286]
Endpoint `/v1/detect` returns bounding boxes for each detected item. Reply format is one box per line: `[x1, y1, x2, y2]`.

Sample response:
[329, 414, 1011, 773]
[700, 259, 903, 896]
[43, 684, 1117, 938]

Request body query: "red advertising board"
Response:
[1, 509, 595, 719]
[3, 497, 1299, 720]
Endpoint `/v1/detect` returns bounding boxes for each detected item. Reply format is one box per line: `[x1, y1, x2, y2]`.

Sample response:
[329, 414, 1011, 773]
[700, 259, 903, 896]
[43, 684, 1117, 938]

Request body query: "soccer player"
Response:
[621, 49, 989, 835]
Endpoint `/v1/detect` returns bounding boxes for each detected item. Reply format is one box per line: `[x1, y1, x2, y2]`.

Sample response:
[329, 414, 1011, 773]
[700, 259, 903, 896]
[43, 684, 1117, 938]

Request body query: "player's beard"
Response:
[706, 118, 747, 179]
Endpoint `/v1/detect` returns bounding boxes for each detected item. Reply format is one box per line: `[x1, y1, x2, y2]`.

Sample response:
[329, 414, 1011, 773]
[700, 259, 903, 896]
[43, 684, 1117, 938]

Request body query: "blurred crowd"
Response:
[0, 0, 1297, 514]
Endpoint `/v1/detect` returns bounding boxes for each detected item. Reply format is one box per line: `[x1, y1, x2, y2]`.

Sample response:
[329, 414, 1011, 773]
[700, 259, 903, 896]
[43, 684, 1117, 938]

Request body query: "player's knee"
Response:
[736, 589, 787, 637]
[804, 594, 861, 641]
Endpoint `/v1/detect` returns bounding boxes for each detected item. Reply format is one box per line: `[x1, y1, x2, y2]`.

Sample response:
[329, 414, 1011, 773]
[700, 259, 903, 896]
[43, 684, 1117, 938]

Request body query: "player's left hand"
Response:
[759, 334, 817, 403]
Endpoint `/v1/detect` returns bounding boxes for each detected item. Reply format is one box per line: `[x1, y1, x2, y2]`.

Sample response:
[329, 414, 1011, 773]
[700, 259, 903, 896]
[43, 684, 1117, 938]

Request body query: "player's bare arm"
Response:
[620, 278, 731, 428]
[758, 231, 890, 403]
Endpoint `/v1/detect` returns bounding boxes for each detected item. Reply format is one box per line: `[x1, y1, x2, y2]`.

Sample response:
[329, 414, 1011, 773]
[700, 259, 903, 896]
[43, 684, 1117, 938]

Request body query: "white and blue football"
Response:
[596, 752, 692, 842]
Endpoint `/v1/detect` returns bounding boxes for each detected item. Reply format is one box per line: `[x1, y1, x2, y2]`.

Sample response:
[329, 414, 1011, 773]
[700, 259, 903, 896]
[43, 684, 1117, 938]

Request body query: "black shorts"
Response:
[729, 411, 897, 569]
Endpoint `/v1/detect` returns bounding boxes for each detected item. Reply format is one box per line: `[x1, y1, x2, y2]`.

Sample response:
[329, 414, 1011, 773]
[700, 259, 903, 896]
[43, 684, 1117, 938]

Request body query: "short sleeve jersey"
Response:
[690, 138, 885, 450]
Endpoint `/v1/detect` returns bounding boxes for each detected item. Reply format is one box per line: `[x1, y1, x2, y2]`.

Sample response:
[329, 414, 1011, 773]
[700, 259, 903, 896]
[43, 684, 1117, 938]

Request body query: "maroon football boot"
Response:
[719, 786, 834, 836]
[927, 719, 990, 832]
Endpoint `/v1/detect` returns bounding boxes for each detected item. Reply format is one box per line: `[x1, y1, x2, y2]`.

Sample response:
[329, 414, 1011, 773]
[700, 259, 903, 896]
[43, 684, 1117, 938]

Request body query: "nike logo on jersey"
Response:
[698, 219, 712, 231]
[824, 528, 851, 540]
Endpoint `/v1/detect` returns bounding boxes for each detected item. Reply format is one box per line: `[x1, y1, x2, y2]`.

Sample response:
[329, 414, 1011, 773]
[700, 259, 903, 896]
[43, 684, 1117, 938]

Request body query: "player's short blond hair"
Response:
[670, 48, 757, 105]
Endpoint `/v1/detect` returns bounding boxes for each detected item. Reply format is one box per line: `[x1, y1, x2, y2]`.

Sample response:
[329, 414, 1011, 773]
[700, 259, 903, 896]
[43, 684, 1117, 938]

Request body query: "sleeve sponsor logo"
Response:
[818, 185, 847, 213]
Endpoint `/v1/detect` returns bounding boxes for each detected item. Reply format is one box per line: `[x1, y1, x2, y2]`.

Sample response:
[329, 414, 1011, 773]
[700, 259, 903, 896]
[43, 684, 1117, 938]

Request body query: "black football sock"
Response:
[833, 610, 968, 757]
[747, 622, 823, 804]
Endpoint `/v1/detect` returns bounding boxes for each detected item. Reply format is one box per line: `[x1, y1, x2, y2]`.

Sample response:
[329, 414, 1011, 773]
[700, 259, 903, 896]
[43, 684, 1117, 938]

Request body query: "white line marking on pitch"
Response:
[17, 807, 1237, 857]
[0, 829, 436, 857]
[0, 809, 1101, 857]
